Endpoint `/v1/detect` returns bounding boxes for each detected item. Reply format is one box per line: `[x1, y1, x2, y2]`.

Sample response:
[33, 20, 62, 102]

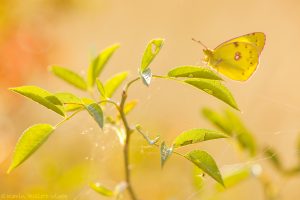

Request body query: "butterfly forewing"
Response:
[210, 42, 259, 81]
[215, 32, 266, 55]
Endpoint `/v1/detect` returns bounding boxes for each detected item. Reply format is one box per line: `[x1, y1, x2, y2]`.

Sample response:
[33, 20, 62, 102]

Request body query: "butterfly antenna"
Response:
[192, 38, 208, 49]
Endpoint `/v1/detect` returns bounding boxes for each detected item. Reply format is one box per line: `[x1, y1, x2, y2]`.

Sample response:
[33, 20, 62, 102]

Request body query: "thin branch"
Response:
[118, 89, 138, 200]
[55, 108, 84, 128]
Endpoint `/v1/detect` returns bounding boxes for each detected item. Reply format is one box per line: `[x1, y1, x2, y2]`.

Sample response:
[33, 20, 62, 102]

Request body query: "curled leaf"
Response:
[140, 68, 152, 86]
[85, 103, 104, 129]
[160, 141, 173, 168]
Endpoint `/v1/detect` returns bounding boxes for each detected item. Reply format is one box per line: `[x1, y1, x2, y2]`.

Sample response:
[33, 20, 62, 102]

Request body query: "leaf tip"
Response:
[6, 166, 14, 174]
[48, 65, 54, 71]
[8, 87, 16, 91]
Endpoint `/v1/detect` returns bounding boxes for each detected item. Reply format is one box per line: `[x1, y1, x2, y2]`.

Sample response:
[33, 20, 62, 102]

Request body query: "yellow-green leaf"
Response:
[104, 71, 128, 98]
[173, 129, 228, 148]
[10, 86, 65, 117]
[203, 108, 257, 157]
[202, 108, 232, 134]
[90, 182, 114, 197]
[54, 92, 83, 112]
[225, 110, 257, 156]
[85, 103, 104, 129]
[124, 100, 138, 115]
[216, 166, 251, 190]
[50, 66, 87, 90]
[185, 150, 224, 186]
[264, 147, 282, 170]
[168, 66, 222, 80]
[193, 167, 205, 190]
[82, 97, 95, 105]
[140, 38, 164, 72]
[96, 79, 106, 98]
[7, 124, 55, 173]
[54, 92, 82, 105]
[185, 78, 239, 110]
[87, 44, 120, 87]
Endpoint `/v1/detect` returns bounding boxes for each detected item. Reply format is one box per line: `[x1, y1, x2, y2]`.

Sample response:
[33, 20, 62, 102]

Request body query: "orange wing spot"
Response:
[234, 52, 241, 61]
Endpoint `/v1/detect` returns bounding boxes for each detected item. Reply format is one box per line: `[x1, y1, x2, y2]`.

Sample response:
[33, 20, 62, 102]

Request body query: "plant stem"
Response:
[119, 89, 138, 200]
[118, 75, 184, 199]
[55, 108, 84, 128]
[124, 77, 140, 93]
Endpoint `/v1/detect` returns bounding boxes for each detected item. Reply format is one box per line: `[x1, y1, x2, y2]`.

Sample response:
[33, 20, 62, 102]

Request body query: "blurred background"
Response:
[1, 0, 300, 199]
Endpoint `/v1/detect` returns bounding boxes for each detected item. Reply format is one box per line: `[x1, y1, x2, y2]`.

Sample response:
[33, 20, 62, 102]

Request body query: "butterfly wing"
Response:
[209, 42, 259, 81]
[215, 32, 266, 54]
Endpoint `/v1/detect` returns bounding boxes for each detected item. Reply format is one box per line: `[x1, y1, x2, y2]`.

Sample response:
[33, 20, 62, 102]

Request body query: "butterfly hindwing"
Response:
[210, 42, 259, 81]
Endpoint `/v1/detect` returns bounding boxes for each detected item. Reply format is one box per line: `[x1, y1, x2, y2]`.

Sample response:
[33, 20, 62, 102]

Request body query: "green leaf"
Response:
[140, 68, 152, 86]
[160, 141, 173, 168]
[82, 97, 95, 105]
[10, 86, 65, 117]
[87, 44, 120, 87]
[140, 38, 164, 72]
[193, 167, 205, 190]
[104, 71, 128, 98]
[7, 124, 55, 173]
[54, 92, 83, 112]
[85, 103, 104, 129]
[185, 78, 239, 110]
[264, 147, 282, 170]
[124, 100, 138, 115]
[202, 108, 232, 134]
[185, 150, 224, 186]
[224, 110, 257, 156]
[90, 182, 114, 197]
[203, 108, 257, 157]
[96, 79, 106, 98]
[50, 66, 87, 90]
[168, 66, 222, 80]
[54, 92, 82, 105]
[173, 129, 228, 148]
[61, 104, 82, 112]
[216, 166, 251, 190]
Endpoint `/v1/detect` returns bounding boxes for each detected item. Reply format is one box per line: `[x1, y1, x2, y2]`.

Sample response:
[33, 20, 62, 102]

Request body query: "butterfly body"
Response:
[202, 32, 266, 81]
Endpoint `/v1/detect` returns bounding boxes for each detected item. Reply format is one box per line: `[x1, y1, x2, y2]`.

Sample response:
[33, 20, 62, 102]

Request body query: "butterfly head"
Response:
[202, 49, 214, 63]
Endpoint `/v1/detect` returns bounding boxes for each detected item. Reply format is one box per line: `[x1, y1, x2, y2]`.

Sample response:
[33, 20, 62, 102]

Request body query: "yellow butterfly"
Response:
[194, 32, 266, 81]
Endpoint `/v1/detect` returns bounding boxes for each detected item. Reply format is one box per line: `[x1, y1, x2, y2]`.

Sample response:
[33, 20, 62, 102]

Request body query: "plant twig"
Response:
[118, 88, 138, 200]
